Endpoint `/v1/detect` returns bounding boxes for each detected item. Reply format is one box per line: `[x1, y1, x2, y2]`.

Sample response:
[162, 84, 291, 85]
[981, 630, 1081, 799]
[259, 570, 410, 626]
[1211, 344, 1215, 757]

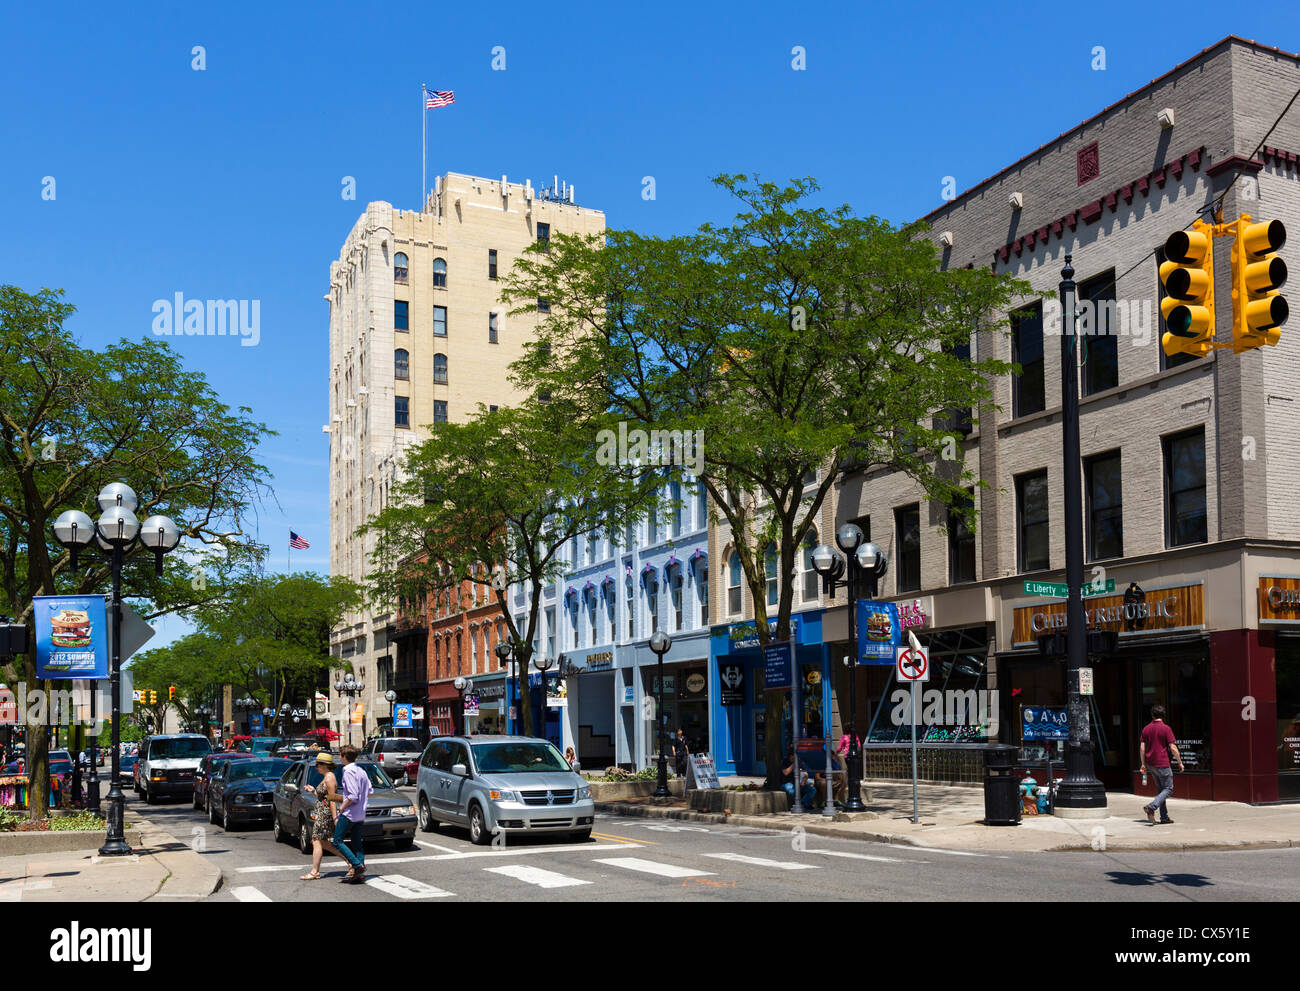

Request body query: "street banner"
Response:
[350, 701, 364, 725]
[1021, 705, 1069, 741]
[34, 594, 109, 679]
[719, 662, 744, 705]
[250, 713, 263, 733]
[462, 694, 479, 717]
[857, 600, 902, 664]
[393, 703, 413, 728]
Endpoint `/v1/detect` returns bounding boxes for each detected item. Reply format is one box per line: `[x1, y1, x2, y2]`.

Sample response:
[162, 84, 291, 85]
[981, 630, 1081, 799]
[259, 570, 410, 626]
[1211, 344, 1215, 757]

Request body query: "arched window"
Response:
[727, 552, 742, 615]
[394, 252, 408, 283]
[433, 353, 447, 384]
[432, 257, 447, 288]
[394, 348, 409, 381]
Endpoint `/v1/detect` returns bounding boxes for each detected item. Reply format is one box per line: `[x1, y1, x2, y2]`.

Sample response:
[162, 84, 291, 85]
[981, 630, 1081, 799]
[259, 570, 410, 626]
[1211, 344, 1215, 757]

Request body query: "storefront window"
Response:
[1278, 642, 1300, 799]
[865, 626, 990, 744]
[1139, 653, 1211, 771]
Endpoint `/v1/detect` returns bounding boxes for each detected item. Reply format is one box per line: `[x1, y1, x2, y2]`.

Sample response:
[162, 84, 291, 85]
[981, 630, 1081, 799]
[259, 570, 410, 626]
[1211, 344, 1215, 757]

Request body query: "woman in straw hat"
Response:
[300, 752, 343, 880]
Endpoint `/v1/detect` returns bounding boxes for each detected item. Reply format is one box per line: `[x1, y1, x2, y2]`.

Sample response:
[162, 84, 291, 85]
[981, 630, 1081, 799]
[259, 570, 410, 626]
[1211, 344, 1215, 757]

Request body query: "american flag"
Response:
[425, 89, 454, 109]
[289, 531, 310, 550]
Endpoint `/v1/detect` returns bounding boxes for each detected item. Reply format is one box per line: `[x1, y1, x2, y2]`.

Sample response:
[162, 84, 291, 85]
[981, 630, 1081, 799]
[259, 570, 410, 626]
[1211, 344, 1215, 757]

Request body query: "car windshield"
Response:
[472, 742, 570, 774]
[386, 739, 419, 751]
[229, 759, 292, 781]
[150, 738, 211, 759]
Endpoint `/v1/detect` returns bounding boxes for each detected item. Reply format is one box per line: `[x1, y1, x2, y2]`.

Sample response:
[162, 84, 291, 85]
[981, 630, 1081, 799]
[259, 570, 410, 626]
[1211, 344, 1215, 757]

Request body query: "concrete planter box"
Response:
[688, 789, 790, 815]
[589, 779, 685, 801]
[0, 827, 143, 856]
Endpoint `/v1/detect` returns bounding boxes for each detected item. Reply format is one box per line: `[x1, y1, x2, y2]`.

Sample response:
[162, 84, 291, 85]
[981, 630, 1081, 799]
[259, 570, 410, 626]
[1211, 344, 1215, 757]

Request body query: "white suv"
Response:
[135, 734, 212, 804]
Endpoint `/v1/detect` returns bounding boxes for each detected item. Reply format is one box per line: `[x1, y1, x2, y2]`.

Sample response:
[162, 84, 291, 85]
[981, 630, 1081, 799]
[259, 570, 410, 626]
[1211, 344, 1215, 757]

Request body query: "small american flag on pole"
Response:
[289, 531, 310, 550]
[425, 89, 454, 109]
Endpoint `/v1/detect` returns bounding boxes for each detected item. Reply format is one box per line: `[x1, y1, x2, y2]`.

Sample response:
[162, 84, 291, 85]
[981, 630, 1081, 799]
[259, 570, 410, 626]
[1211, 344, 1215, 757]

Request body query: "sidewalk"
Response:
[0, 815, 221, 902]
[596, 777, 1300, 852]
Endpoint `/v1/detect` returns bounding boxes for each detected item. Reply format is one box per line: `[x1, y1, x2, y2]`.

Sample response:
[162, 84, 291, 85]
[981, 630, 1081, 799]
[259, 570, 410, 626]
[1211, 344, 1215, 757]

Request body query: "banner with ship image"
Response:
[34, 595, 109, 679]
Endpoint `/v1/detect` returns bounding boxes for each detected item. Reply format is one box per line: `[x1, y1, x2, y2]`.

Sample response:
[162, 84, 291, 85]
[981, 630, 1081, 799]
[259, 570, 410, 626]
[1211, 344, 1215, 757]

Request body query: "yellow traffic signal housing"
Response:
[1230, 215, 1288, 353]
[1160, 220, 1216, 358]
[149, 689, 157, 705]
[169, 685, 176, 701]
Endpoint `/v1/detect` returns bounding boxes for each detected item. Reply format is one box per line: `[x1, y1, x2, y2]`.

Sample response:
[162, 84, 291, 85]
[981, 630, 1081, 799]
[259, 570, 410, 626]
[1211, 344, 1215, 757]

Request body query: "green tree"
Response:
[503, 175, 1031, 784]
[0, 286, 273, 816]
[361, 399, 658, 738]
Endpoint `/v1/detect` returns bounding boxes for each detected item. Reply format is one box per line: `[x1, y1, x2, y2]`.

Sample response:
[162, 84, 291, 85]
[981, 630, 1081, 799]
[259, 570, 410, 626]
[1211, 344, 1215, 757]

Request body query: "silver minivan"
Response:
[416, 735, 594, 845]
[362, 737, 424, 780]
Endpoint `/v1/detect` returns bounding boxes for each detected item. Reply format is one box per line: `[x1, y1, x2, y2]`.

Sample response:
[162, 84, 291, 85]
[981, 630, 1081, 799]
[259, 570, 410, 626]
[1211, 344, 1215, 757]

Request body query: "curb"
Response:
[594, 801, 1300, 853]
[132, 816, 223, 900]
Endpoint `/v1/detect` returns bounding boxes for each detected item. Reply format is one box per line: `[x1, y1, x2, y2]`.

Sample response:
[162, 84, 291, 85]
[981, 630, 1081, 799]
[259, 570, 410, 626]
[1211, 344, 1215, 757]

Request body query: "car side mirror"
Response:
[451, 763, 468, 777]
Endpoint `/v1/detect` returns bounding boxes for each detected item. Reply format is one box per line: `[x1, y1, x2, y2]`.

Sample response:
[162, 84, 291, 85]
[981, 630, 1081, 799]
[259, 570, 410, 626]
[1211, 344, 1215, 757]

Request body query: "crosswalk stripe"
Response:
[363, 874, 454, 899]
[484, 864, 591, 888]
[236, 841, 641, 872]
[594, 857, 714, 878]
[230, 886, 271, 902]
[703, 852, 819, 870]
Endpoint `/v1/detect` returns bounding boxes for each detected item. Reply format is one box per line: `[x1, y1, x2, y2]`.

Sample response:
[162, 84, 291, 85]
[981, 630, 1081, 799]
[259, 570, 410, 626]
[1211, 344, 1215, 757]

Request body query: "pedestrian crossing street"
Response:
[225, 827, 950, 901]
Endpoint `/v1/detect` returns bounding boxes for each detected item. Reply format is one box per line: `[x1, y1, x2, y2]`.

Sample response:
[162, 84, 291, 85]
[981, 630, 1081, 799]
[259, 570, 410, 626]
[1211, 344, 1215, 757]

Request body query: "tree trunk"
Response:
[22, 654, 48, 819]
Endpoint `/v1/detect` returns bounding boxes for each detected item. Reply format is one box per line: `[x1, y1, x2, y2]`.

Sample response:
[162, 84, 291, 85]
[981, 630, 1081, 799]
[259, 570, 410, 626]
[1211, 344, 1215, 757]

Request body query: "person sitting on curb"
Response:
[781, 749, 817, 810]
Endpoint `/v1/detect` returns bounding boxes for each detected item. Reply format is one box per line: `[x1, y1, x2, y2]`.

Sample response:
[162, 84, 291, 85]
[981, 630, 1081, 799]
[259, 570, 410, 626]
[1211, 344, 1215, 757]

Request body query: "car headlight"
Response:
[392, 805, 415, 816]
[488, 789, 518, 803]
[575, 785, 592, 801]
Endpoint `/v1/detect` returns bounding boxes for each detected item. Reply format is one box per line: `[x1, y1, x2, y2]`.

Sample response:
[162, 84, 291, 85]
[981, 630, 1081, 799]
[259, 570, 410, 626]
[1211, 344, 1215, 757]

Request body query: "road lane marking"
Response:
[703, 853, 819, 870]
[484, 864, 592, 888]
[804, 848, 927, 864]
[230, 886, 271, 902]
[364, 874, 454, 899]
[906, 846, 1005, 858]
[414, 840, 461, 853]
[595, 857, 715, 878]
[592, 832, 653, 844]
[236, 841, 642, 872]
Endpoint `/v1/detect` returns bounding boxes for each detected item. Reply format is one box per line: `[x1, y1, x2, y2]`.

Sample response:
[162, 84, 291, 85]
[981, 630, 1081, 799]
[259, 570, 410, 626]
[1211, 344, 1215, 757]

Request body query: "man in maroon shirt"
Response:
[1139, 705, 1184, 825]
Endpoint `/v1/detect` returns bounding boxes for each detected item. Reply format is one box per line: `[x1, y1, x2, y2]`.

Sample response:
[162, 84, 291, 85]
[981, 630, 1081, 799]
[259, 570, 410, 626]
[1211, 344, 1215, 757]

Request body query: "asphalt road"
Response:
[125, 787, 1300, 903]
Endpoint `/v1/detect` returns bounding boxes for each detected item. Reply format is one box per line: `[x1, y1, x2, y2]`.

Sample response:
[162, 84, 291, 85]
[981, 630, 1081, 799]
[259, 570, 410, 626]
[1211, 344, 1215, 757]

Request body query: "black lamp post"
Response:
[452, 679, 472, 735]
[812, 524, 888, 814]
[53, 483, 180, 856]
[494, 640, 514, 734]
[1054, 255, 1108, 813]
[649, 630, 671, 798]
[334, 672, 365, 746]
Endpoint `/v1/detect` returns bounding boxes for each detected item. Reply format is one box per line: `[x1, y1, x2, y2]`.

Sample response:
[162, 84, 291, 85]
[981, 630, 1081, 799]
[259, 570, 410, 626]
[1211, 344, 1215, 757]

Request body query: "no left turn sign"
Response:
[896, 645, 930, 683]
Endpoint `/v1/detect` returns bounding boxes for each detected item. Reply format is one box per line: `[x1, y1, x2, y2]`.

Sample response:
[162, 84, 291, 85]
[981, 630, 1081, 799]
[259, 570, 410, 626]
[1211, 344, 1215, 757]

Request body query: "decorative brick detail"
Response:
[1036, 225, 1049, 243]
[1137, 175, 1149, 196]
[1081, 200, 1102, 223]
[1170, 157, 1184, 179]
[1152, 165, 1167, 187]
[1026, 230, 1036, 249]
[1121, 183, 1134, 204]
[1106, 190, 1118, 212]
[1065, 211, 1078, 230]
[1077, 141, 1100, 185]
[1207, 154, 1264, 178]
[1052, 218, 1063, 236]
[1014, 237, 1024, 256]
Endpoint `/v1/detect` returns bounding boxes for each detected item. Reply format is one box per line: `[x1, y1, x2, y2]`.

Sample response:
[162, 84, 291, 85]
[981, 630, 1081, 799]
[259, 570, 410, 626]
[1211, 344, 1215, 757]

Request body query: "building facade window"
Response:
[488, 249, 498, 280]
[895, 504, 921, 593]
[432, 257, 447, 288]
[433, 305, 447, 337]
[698, 563, 709, 626]
[1011, 302, 1045, 417]
[948, 489, 976, 585]
[1016, 470, 1050, 572]
[728, 552, 742, 615]
[1164, 427, 1207, 547]
[670, 565, 684, 631]
[1080, 270, 1118, 396]
[801, 534, 820, 603]
[395, 300, 409, 332]
[489, 312, 498, 343]
[434, 400, 448, 423]
[669, 481, 682, 537]
[1085, 450, 1124, 560]
[626, 574, 635, 638]
[764, 544, 779, 607]
[433, 353, 447, 384]
[647, 577, 659, 633]
[537, 297, 551, 314]
[395, 396, 410, 428]
[394, 252, 408, 283]
[537, 222, 550, 244]
[394, 348, 409, 381]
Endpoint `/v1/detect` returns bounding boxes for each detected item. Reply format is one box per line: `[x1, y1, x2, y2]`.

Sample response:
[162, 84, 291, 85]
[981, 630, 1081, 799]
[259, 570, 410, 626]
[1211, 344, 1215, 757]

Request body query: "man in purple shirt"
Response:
[334, 745, 372, 884]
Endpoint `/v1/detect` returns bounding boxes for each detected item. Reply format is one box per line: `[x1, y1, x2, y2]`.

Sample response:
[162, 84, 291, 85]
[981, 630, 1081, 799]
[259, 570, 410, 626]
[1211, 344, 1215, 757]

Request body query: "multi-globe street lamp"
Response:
[52, 482, 180, 856]
[334, 672, 365, 745]
[452, 678, 473, 735]
[812, 523, 888, 814]
[648, 630, 672, 798]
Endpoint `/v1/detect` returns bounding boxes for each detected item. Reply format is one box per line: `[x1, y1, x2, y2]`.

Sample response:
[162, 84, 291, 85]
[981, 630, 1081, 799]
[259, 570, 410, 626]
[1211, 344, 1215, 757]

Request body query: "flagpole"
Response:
[421, 84, 427, 212]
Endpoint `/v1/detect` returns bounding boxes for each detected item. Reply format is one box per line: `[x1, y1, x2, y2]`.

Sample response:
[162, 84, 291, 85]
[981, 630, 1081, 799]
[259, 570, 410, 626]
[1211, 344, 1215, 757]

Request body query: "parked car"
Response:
[402, 759, 420, 787]
[271, 759, 416, 854]
[135, 733, 212, 804]
[208, 757, 295, 830]
[193, 752, 254, 810]
[362, 737, 424, 779]
[415, 735, 594, 845]
[118, 754, 138, 780]
[248, 736, 280, 756]
[270, 738, 327, 759]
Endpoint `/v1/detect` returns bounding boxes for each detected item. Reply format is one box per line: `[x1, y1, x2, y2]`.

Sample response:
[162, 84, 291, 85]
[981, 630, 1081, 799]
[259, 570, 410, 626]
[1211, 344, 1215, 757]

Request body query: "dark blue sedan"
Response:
[208, 757, 295, 830]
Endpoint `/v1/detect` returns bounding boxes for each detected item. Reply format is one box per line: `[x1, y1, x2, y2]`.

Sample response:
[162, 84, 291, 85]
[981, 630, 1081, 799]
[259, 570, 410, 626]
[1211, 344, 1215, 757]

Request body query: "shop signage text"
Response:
[1259, 577, 1300, 624]
[719, 663, 744, 705]
[1012, 582, 1203, 646]
[763, 641, 792, 690]
[1030, 596, 1177, 633]
[584, 650, 614, 671]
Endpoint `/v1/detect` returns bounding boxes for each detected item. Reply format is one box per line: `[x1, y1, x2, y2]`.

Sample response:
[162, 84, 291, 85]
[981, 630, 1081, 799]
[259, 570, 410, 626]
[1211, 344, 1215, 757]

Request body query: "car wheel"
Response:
[569, 829, 592, 842]
[298, 817, 312, 856]
[192, 788, 202, 811]
[418, 794, 438, 833]
[392, 836, 415, 851]
[272, 814, 285, 844]
[209, 796, 219, 825]
[222, 803, 234, 832]
[144, 784, 156, 805]
[468, 803, 491, 846]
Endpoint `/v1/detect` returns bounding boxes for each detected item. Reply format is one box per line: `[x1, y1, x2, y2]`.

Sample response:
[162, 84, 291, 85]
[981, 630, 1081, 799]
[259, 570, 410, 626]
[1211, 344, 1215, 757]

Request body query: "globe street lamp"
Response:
[812, 526, 888, 814]
[334, 672, 365, 746]
[494, 640, 514, 734]
[648, 630, 672, 798]
[384, 689, 397, 735]
[452, 678, 473, 735]
[53, 483, 180, 856]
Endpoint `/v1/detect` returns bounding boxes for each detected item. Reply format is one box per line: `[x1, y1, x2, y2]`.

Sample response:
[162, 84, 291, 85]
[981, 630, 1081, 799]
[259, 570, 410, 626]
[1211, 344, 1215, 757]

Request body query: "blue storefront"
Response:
[709, 611, 830, 776]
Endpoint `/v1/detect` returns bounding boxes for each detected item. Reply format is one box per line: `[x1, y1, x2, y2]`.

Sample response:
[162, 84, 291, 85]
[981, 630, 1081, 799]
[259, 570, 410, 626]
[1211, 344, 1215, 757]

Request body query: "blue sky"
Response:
[3, 2, 1297, 649]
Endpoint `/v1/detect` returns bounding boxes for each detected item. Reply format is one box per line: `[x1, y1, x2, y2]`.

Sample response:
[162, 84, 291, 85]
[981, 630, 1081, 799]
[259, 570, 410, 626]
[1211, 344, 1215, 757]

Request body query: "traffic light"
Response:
[149, 689, 157, 705]
[1230, 215, 1288, 353]
[1160, 219, 1216, 358]
[169, 685, 176, 701]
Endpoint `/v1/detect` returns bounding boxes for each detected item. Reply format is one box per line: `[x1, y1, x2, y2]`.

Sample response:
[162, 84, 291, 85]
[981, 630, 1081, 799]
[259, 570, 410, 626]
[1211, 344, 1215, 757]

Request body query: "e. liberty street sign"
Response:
[1023, 579, 1115, 599]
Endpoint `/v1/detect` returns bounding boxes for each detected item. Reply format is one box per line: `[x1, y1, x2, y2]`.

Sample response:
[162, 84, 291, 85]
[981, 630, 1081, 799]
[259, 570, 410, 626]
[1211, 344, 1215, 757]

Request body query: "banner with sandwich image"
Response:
[34, 595, 110, 679]
[856, 599, 902, 664]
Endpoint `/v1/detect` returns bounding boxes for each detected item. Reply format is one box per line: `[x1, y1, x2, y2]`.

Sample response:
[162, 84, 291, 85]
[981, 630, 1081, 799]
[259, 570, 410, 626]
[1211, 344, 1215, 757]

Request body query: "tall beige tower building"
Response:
[326, 172, 605, 737]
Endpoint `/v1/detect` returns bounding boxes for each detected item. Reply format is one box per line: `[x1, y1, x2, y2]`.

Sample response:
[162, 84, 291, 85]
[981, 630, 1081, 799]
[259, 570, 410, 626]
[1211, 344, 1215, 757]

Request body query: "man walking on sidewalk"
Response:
[1139, 705, 1184, 825]
[334, 745, 372, 884]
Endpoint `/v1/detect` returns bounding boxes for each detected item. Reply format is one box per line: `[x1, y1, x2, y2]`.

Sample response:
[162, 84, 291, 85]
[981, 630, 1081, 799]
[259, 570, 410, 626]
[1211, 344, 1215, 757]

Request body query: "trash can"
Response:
[983, 744, 1021, 826]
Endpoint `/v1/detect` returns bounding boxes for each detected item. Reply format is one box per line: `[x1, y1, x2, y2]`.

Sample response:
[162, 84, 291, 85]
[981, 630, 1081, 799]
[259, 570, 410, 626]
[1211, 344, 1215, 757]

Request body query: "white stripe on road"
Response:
[594, 857, 715, 878]
[906, 846, 1004, 858]
[804, 848, 927, 864]
[363, 874, 453, 899]
[236, 842, 641, 873]
[414, 840, 461, 854]
[230, 886, 271, 902]
[703, 852, 819, 870]
[484, 864, 591, 888]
